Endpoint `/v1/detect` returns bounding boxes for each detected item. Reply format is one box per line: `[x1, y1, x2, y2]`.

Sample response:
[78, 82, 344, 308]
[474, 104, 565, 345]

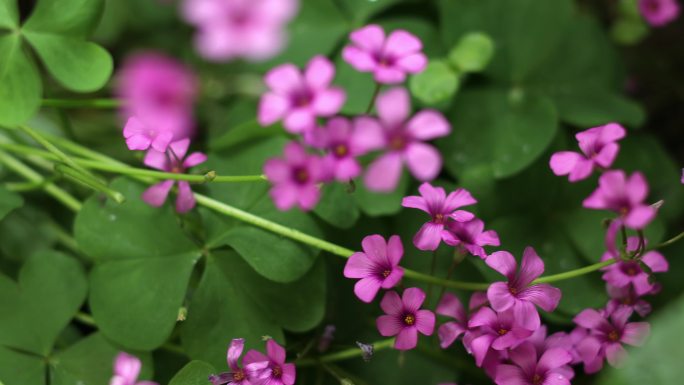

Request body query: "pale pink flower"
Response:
[362, 87, 451, 192]
[141, 139, 207, 213]
[495, 342, 573, 385]
[601, 237, 668, 296]
[442, 218, 500, 259]
[342, 24, 427, 84]
[467, 307, 533, 367]
[583, 170, 656, 229]
[117, 52, 197, 142]
[209, 339, 253, 385]
[436, 292, 487, 349]
[343, 234, 405, 303]
[606, 284, 653, 317]
[123, 116, 174, 152]
[639, 0, 680, 26]
[182, 0, 298, 61]
[258, 56, 346, 134]
[376, 288, 435, 350]
[243, 340, 296, 385]
[109, 352, 157, 385]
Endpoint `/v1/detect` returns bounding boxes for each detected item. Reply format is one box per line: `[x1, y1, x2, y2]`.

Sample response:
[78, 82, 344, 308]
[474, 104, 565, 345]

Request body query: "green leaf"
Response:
[0, 347, 44, 385]
[447, 32, 495, 73]
[0, 205, 59, 262]
[314, 182, 360, 229]
[0, 0, 18, 29]
[0, 34, 42, 126]
[354, 171, 410, 216]
[409, 60, 460, 106]
[23, 32, 113, 92]
[0, 251, 87, 356]
[51, 333, 153, 385]
[551, 89, 645, 128]
[89, 251, 200, 350]
[22, 0, 105, 37]
[438, 87, 557, 179]
[169, 361, 217, 385]
[0, 186, 23, 220]
[74, 178, 199, 261]
[338, 0, 402, 25]
[597, 293, 684, 385]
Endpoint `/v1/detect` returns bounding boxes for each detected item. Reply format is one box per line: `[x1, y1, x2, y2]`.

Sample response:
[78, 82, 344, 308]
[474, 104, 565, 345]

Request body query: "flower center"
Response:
[608, 330, 620, 342]
[333, 144, 349, 158]
[434, 213, 445, 224]
[233, 370, 246, 381]
[403, 314, 415, 326]
[621, 262, 641, 277]
[497, 328, 509, 336]
[293, 168, 310, 184]
[509, 286, 518, 295]
[389, 135, 407, 151]
[382, 269, 391, 278]
[272, 365, 282, 378]
[622, 297, 634, 305]
[532, 374, 543, 385]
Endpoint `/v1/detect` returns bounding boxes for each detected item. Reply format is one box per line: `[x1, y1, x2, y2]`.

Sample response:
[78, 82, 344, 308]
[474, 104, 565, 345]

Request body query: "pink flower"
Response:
[109, 352, 157, 385]
[494, 342, 573, 385]
[436, 292, 487, 348]
[258, 56, 346, 134]
[181, 0, 298, 61]
[362, 87, 451, 192]
[342, 24, 427, 84]
[402, 183, 477, 251]
[376, 288, 435, 350]
[583, 170, 657, 229]
[525, 326, 578, 376]
[574, 306, 650, 373]
[141, 139, 207, 213]
[209, 339, 252, 385]
[243, 340, 296, 385]
[305, 117, 382, 182]
[486, 247, 562, 331]
[639, 0, 680, 26]
[263, 142, 326, 211]
[442, 218, 500, 259]
[467, 307, 534, 367]
[343, 234, 405, 303]
[606, 284, 653, 317]
[117, 53, 197, 142]
[601, 237, 668, 296]
[123, 116, 174, 152]
[549, 123, 626, 182]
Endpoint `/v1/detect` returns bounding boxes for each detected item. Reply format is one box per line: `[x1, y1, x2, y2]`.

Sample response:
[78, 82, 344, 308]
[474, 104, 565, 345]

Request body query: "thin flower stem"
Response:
[54, 164, 126, 204]
[364, 83, 382, 114]
[651, 231, 684, 250]
[425, 251, 438, 304]
[41, 98, 122, 109]
[0, 150, 82, 211]
[297, 339, 395, 366]
[532, 260, 616, 284]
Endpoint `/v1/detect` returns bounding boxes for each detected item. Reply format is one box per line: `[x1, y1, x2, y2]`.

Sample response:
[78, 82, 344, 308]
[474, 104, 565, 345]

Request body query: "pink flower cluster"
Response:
[109, 352, 157, 385]
[209, 338, 296, 385]
[258, 25, 448, 211]
[181, 0, 299, 62]
[117, 53, 206, 213]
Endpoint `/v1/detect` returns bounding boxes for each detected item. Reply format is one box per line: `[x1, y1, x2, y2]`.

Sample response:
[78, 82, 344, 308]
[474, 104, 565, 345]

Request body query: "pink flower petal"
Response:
[381, 266, 404, 289]
[343, 252, 373, 279]
[281, 363, 296, 385]
[573, 309, 609, 330]
[406, 110, 451, 141]
[470, 333, 495, 367]
[142, 180, 174, 207]
[438, 321, 466, 348]
[354, 277, 382, 303]
[265, 64, 303, 94]
[404, 142, 442, 181]
[550, 151, 582, 176]
[305, 55, 335, 89]
[351, 116, 386, 153]
[384, 30, 423, 57]
[175, 181, 196, 213]
[258, 93, 290, 126]
[413, 222, 444, 251]
[379, 290, 403, 315]
[624, 205, 656, 229]
[444, 188, 477, 211]
[123, 116, 146, 138]
[143, 148, 169, 171]
[402, 287, 426, 312]
[537, 348, 572, 373]
[486, 251, 518, 278]
[377, 314, 402, 336]
[468, 306, 497, 328]
[151, 131, 173, 152]
[513, 300, 541, 331]
[363, 152, 403, 192]
[436, 293, 465, 320]
[598, 122, 626, 144]
[395, 52, 427, 73]
[283, 109, 316, 133]
[487, 282, 516, 312]
[266, 339, 287, 365]
[312, 88, 346, 116]
[376, 87, 410, 128]
[168, 138, 191, 159]
[183, 152, 207, 168]
[297, 184, 320, 210]
[386, 235, 404, 266]
[394, 327, 418, 350]
[627, 172, 649, 204]
[415, 309, 435, 335]
[361, 234, 388, 265]
[126, 134, 152, 151]
[518, 284, 562, 313]
[605, 343, 627, 367]
[227, 338, 245, 371]
[594, 142, 619, 168]
[342, 46, 377, 72]
[114, 352, 141, 382]
[621, 322, 650, 346]
[270, 183, 299, 210]
[518, 246, 545, 286]
[374, 66, 407, 84]
[494, 364, 528, 385]
[401, 195, 428, 212]
[349, 24, 385, 52]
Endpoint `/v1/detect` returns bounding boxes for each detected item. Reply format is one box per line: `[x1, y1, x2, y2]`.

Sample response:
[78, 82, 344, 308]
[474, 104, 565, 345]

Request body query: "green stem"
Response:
[532, 260, 615, 284]
[55, 164, 126, 204]
[0, 150, 82, 211]
[426, 251, 438, 304]
[364, 83, 382, 114]
[297, 339, 395, 367]
[651, 231, 684, 250]
[41, 98, 122, 109]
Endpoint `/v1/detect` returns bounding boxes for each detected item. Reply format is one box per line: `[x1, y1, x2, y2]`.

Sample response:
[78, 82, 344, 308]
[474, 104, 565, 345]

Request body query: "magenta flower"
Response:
[575, 306, 650, 373]
[467, 307, 534, 367]
[123, 116, 174, 152]
[263, 142, 326, 211]
[243, 340, 295, 385]
[639, 0, 680, 26]
[141, 139, 207, 213]
[583, 170, 656, 229]
[362, 87, 451, 192]
[442, 218, 500, 259]
[486, 247, 562, 331]
[402, 183, 477, 251]
[525, 326, 578, 377]
[606, 284, 653, 317]
[342, 24, 427, 84]
[435, 292, 487, 348]
[601, 237, 668, 296]
[258, 56, 346, 133]
[181, 0, 298, 61]
[109, 352, 157, 385]
[376, 288, 435, 350]
[549, 123, 626, 182]
[343, 234, 405, 303]
[117, 52, 197, 142]
[209, 339, 253, 385]
[305, 117, 382, 182]
[495, 342, 573, 385]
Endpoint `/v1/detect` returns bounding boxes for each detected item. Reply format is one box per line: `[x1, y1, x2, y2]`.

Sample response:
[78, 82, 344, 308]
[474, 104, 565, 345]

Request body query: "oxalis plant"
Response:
[0, 0, 683, 384]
